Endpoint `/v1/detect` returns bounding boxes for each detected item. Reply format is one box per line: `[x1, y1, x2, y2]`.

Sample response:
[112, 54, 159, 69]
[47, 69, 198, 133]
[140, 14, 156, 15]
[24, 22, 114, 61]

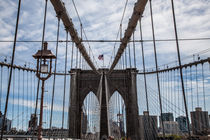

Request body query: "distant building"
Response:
[190, 107, 209, 136]
[0, 111, 12, 132]
[85, 132, 98, 140]
[163, 121, 179, 135]
[139, 111, 158, 140]
[160, 113, 174, 122]
[117, 113, 125, 137]
[28, 114, 38, 131]
[159, 112, 175, 134]
[209, 115, 210, 129]
[176, 116, 188, 133]
[42, 127, 68, 137]
[110, 120, 121, 139]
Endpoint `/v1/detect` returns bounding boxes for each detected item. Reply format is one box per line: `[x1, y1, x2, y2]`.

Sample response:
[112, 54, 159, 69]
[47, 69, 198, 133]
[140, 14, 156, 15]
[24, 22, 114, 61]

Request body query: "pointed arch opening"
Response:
[108, 91, 126, 139]
[81, 91, 100, 139]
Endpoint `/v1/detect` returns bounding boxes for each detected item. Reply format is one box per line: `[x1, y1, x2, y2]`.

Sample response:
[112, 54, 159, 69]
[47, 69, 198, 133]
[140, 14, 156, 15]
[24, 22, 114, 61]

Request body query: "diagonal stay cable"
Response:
[108, 0, 129, 68]
[71, 0, 98, 68]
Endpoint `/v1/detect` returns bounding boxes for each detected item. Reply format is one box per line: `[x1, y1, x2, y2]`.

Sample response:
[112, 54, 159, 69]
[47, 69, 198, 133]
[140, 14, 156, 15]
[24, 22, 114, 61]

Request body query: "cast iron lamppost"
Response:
[33, 42, 56, 140]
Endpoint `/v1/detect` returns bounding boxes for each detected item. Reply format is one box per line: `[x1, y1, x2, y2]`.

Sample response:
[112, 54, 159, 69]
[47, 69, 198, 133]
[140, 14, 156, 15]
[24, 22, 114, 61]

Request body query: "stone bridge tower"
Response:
[68, 68, 140, 140]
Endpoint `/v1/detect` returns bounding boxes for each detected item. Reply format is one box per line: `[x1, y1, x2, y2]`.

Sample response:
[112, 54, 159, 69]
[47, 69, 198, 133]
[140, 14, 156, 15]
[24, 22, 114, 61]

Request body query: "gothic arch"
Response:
[69, 69, 140, 139]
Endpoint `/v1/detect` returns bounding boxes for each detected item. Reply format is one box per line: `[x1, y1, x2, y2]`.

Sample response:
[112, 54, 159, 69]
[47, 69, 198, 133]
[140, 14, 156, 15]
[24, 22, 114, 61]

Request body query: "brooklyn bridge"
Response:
[0, 0, 210, 139]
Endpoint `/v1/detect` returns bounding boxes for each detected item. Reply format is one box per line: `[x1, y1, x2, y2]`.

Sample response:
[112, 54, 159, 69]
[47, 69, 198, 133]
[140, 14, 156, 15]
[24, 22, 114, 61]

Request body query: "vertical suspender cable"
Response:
[195, 65, 199, 107]
[132, 33, 136, 68]
[125, 48, 127, 68]
[167, 72, 169, 112]
[34, 77, 40, 125]
[62, 30, 68, 131]
[82, 57, 84, 69]
[34, 0, 48, 137]
[170, 70, 173, 113]
[12, 68, 15, 126]
[79, 53, 82, 69]
[49, 16, 60, 132]
[80, 24, 83, 41]
[71, 42, 74, 69]
[190, 66, 193, 111]
[201, 63, 206, 110]
[173, 69, 175, 114]
[33, 72, 36, 108]
[163, 71, 165, 111]
[120, 24, 122, 41]
[168, 70, 170, 112]
[27, 70, 29, 122]
[139, 19, 149, 112]
[22, 70, 25, 130]
[177, 69, 180, 115]
[185, 68, 188, 107]
[0, 0, 21, 138]
[76, 47, 78, 69]
[122, 53, 125, 69]
[79, 24, 82, 69]
[171, 0, 191, 136]
[139, 18, 155, 140]
[30, 71, 32, 116]
[149, 0, 165, 137]
[0, 66, 2, 111]
[17, 69, 20, 130]
[167, 70, 169, 112]
[128, 43, 132, 68]
[34, 77, 40, 127]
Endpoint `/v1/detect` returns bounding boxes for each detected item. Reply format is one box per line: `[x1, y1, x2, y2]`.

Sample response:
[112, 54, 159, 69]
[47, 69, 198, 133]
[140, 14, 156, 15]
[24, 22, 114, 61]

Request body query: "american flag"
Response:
[98, 54, 104, 60]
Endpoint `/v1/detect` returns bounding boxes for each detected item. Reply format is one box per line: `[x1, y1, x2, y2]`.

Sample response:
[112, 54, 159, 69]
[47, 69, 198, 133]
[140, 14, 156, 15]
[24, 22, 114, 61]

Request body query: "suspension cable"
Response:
[30, 71, 33, 116]
[108, 0, 129, 68]
[17, 69, 20, 130]
[190, 66, 193, 111]
[132, 32, 136, 68]
[71, 42, 74, 69]
[201, 63, 206, 110]
[139, 19, 149, 112]
[49, 16, 61, 133]
[1, 37, 210, 43]
[76, 47, 78, 68]
[0, 66, 2, 111]
[125, 47, 127, 68]
[62, 30, 68, 132]
[167, 70, 169, 112]
[173, 69, 175, 114]
[26, 70, 29, 125]
[12, 68, 15, 126]
[170, 70, 173, 114]
[128, 43, 132, 68]
[0, 0, 21, 138]
[185, 68, 188, 107]
[149, 0, 165, 137]
[22, 70, 25, 130]
[139, 18, 154, 139]
[195, 65, 199, 107]
[34, 0, 49, 138]
[71, 0, 98, 68]
[177, 69, 180, 116]
[171, 0, 191, 136]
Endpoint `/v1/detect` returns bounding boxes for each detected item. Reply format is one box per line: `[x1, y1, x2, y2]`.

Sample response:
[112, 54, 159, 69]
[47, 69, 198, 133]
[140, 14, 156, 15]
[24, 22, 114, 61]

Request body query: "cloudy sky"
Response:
[0, 0, 210, 131]
[1, 0, 210, 69]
